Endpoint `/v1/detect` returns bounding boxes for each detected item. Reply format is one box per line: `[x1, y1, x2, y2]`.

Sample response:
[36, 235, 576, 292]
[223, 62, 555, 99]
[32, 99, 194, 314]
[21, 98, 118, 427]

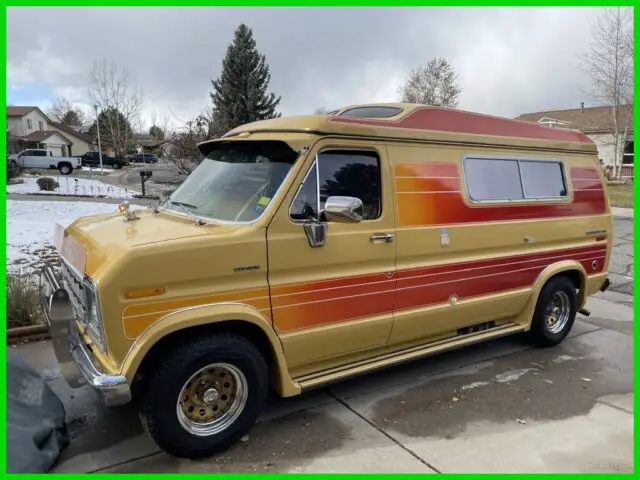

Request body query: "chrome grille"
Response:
[60, 260, 87, 323]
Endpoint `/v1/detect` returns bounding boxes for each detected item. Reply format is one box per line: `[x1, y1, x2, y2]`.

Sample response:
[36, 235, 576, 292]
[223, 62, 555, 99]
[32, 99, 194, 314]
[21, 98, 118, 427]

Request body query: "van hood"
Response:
[59, 207, 244, 277]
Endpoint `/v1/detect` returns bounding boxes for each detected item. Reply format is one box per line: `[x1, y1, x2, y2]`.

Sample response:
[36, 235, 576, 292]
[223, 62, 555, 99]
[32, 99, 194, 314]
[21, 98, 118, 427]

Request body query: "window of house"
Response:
[623, 141, 634, 165]
[464, 156, 567, 202]
[39, 121, 44, 131]
[290, 150, 382, 221]
[26, 119, 32, 130]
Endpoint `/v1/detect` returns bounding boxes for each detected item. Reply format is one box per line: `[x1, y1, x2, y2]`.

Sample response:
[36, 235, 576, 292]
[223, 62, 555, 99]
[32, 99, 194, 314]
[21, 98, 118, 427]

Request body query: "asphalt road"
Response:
[13, 214, 634, 473]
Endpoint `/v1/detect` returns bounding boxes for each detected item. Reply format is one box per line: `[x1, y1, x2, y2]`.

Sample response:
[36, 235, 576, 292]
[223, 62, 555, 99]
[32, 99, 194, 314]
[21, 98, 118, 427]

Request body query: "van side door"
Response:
[266, 141, 397, 378]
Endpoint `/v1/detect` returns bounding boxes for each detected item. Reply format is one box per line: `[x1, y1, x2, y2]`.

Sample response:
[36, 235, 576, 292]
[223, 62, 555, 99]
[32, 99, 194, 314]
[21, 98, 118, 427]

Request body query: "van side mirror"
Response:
[324, 196, 364, 223]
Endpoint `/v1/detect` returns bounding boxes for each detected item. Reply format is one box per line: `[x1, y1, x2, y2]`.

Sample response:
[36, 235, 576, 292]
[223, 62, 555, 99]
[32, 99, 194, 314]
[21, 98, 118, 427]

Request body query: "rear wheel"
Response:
[137, 332, 268, 459]
[58, 163, 72, 175]
[526, 275, 577, 347]
[113, 162, 122, 169]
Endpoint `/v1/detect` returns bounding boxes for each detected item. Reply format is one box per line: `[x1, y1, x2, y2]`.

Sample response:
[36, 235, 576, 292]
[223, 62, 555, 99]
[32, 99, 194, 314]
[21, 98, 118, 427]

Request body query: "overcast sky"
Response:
[7, 7, 605, 130]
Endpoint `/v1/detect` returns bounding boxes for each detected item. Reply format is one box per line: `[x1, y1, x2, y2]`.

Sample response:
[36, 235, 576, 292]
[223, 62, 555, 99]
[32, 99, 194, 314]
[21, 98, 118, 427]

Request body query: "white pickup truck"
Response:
[9, 149, 82, 175]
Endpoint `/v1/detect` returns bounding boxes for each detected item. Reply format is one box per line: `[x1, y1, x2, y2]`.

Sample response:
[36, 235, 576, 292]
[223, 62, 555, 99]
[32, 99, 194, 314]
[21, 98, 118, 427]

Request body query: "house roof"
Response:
[515, 104, 634, 134]
[134, 133, 166, 147]
[6, 106, 38, 117]
[51, 121, 94, 143]
[24, 130, 73, 144]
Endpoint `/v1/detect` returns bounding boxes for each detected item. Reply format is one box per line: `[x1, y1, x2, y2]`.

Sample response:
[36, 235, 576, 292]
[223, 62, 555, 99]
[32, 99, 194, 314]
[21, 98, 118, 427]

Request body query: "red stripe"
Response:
[570, 167, 602, 180]
[398, 245, 606, 278]
[330, 108, 594, 144]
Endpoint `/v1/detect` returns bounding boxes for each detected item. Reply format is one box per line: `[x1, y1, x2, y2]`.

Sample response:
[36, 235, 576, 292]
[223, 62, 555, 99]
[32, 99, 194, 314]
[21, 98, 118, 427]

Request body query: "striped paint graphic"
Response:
[395, 163, 606, 227]
[122, 245, 606, 337]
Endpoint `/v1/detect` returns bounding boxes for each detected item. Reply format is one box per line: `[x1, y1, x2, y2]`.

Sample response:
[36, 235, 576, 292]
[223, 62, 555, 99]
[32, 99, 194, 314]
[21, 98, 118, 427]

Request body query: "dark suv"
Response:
[131, 153, 158, 164]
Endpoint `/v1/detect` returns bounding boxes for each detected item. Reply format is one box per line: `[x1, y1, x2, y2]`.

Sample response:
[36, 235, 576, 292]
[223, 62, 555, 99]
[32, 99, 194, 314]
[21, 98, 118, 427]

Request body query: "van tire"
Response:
[527, 276, 577, 347]
[137, 332, 268, 459]
[58, 163, 73, 175]
[113, 162, 122, 169]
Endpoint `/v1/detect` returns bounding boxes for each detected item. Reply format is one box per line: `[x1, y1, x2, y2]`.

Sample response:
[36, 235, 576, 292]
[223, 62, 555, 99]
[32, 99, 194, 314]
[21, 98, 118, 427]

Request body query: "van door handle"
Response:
[370, 233, 394, 243]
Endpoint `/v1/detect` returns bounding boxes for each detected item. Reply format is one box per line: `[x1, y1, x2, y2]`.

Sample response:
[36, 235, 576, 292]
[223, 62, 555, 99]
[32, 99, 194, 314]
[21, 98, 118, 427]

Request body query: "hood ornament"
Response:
[117, 201, 139, 222]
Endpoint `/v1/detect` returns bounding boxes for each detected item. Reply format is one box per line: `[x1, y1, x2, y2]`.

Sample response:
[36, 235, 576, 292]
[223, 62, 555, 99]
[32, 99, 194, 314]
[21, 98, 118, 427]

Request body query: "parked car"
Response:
[80, 151, 127, 169]
[40, 102, 612, 459]
[130, 153, 158, 164]
[10, 149, 81, 175]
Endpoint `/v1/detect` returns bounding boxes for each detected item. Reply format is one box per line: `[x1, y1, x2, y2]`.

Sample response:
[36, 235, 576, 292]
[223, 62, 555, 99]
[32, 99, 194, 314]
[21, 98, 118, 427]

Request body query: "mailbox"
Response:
[139, 170, 153, 178]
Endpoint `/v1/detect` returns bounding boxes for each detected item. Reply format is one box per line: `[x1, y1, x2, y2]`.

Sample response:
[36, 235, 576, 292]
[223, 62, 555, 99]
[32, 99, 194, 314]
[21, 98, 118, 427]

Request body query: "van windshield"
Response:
[161, 140, 300, 223]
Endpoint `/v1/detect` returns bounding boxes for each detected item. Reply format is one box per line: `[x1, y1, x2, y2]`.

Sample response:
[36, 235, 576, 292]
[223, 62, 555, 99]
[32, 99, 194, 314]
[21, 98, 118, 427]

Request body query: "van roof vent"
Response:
[537, 117, 573, 128]
[339, 106, 404, 118]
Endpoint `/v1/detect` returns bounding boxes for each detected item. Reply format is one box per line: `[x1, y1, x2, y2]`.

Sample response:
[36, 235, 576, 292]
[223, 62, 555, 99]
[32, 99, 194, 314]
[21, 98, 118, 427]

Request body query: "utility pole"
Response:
[93, 104, 104, 173]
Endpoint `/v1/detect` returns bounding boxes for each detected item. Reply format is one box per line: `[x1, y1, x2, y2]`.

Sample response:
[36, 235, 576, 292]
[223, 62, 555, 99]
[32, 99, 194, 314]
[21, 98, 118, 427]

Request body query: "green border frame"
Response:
[2, 2, 637, 477]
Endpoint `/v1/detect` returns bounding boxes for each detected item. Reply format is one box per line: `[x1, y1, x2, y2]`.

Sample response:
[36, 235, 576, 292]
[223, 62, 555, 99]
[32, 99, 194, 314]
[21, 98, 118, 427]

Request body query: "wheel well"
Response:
[552, 269, 582, 291]
[132, 320, 277, 392]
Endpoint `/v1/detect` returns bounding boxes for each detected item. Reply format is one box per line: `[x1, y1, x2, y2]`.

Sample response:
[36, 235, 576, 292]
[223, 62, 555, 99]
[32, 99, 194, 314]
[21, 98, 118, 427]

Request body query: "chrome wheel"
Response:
[545, 291, 571, 334]
[176, 363, 248, 437]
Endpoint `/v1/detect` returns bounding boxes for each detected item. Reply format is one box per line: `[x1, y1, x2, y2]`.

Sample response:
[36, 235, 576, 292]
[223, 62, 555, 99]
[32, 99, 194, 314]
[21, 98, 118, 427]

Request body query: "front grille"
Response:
[61, 260, 87, 323]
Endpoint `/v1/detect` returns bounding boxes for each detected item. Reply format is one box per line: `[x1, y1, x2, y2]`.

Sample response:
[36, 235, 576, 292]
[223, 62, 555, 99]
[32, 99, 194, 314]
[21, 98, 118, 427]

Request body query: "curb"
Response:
[6, 324, 50, 344]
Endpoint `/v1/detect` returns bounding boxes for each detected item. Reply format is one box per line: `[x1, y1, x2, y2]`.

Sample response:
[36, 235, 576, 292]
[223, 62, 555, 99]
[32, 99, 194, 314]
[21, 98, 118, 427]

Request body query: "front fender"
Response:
[120, 302, 300, 397]
[515, 260, 587, 330]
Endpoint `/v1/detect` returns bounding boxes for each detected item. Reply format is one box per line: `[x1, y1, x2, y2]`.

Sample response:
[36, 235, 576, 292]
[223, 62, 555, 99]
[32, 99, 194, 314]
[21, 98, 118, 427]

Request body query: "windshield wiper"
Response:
[169, 201, 198, 209]
[168, 200, 206, 226]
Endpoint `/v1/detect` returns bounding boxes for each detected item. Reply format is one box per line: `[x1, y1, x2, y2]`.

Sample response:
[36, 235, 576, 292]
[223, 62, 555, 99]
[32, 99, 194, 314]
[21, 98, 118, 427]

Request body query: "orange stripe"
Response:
[394, 162, 458, 178]
[396, 177, 461, 193]
[122, 287, 268, 317]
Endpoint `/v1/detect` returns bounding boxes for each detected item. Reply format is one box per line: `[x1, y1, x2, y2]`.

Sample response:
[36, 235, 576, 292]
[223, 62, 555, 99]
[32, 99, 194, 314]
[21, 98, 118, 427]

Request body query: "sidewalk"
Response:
[612, 207, 633, 218]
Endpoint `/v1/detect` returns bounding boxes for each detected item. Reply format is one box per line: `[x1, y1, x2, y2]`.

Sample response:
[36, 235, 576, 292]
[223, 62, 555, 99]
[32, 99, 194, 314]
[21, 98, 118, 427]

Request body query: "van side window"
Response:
[464, 157, 567, 201]
[464, 158, 524, 201]
[519, 160, 567, 197]
[290, 150, 382, 221]
[290, 162, 319, 221]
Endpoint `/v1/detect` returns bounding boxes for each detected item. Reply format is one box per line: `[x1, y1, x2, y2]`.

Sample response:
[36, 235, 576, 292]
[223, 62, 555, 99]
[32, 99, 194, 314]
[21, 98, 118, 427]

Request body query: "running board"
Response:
[296, 322, 525, 391]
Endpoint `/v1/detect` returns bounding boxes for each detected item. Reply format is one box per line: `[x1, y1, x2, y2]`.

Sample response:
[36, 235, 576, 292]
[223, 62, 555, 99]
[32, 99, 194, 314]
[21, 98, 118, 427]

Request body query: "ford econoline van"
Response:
[40, 103, 612, 458]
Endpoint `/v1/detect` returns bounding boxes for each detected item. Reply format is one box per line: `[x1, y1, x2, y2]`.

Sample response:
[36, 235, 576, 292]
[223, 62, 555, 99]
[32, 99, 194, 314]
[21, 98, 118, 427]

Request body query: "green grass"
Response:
[607, 183, 634, 208]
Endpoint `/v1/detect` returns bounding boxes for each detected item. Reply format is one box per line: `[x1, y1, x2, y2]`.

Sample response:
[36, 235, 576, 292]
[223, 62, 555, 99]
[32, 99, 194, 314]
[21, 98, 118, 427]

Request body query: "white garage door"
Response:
[46, 146, 64, 157]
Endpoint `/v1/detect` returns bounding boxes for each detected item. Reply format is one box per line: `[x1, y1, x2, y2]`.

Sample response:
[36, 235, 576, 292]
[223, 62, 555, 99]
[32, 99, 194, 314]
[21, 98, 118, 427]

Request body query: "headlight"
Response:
[83, 277, 106, 353]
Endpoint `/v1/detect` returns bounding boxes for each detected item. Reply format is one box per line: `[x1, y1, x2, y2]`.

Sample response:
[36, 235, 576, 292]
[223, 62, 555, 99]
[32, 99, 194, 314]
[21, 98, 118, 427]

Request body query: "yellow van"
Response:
[40, 103, 612, 458]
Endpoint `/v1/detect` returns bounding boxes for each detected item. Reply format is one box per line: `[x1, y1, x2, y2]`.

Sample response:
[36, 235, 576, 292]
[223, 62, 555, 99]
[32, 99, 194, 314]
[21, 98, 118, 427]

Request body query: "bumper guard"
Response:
[39, 264, 131, 406]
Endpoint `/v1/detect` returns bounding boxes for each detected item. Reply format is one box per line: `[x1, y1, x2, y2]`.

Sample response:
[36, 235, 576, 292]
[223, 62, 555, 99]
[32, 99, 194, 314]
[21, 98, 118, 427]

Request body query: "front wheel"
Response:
[113, 162, 122, 169]
[137, 332, 268, 459]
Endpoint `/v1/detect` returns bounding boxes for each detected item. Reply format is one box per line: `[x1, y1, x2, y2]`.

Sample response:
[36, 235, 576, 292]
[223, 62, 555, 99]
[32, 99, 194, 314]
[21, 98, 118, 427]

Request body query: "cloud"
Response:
[6, 6, 606, 129]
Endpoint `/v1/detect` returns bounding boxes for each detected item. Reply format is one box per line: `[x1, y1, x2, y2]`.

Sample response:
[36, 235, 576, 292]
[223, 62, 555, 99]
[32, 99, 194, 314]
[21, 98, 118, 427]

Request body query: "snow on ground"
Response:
[7, 175, 135, 198]
[7, 200, 125, 277]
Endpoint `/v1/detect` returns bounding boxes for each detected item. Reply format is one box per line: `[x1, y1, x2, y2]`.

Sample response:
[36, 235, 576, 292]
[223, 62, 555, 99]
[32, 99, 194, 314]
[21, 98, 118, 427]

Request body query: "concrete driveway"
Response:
[13, 214, 634, 473]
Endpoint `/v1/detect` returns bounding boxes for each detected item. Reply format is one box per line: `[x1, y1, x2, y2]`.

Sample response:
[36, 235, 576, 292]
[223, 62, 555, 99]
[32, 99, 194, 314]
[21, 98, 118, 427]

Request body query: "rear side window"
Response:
[519, 160, 567, 197]
[464, 156, 567, 202]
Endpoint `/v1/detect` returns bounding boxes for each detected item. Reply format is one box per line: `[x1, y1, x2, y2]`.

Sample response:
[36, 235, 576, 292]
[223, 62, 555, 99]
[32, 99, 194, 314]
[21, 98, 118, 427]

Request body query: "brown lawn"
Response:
[607, 183, 634, 208]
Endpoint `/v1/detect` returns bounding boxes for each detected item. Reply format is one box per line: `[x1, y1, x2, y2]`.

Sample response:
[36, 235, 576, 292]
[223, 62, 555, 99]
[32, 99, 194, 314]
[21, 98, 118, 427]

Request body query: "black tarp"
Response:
[6, 348, 69, 473]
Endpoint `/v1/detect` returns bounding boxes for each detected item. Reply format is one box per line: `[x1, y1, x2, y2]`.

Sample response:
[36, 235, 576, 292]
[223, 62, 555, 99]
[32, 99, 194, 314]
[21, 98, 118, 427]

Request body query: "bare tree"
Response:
[580, 7, 634, 179]
[398, 57, 462, 108]
[163, 107, 219, 175]
[87, 58, 143, 157]
[47, 96, 86, 126]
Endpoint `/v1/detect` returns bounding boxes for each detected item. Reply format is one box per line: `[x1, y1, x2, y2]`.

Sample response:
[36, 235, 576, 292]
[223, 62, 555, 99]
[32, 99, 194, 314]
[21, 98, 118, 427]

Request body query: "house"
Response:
[6, 106, 94, 157]
[134, 133, 167, 155]
[516, 103, 634, 177]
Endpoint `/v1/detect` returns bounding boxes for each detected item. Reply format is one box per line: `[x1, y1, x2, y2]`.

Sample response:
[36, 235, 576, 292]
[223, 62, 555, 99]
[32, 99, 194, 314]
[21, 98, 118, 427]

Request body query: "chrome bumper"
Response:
[39, 264, 131, 406]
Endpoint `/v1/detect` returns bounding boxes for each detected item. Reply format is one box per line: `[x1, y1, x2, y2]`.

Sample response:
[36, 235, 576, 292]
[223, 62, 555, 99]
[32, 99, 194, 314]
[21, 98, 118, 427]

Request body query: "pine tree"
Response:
[210, 24, 281, 135]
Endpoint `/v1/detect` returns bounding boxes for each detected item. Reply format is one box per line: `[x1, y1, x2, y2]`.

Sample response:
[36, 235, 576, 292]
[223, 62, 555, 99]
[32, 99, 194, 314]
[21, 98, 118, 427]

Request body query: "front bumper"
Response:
[39, 264, 131, 406]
